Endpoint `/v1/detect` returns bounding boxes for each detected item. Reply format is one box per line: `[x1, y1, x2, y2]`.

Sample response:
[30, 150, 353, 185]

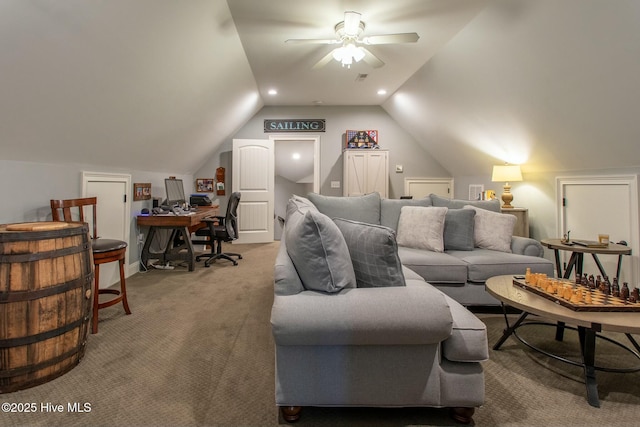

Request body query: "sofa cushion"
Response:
[396, 206, 448, 252]
[334, 218, 406, 288]
[285, 199, 356, 293]
[380, 197, 432, 231]
[430, 193, 501, 213]
[307, 192, 381, 224]
[448, 248, 555, 283]
[464, 205, 516, 253]
[443, 209, 476, 251]
[397, 246, 468, 284]
[441, 294, 489, 362]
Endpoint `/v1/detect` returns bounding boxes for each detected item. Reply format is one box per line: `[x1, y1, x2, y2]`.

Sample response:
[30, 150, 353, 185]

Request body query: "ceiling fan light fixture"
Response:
[332, 43, 365, 68]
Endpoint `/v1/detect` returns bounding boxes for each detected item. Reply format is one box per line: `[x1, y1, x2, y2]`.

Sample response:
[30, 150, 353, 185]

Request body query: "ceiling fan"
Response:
[285, 11, 419, 69]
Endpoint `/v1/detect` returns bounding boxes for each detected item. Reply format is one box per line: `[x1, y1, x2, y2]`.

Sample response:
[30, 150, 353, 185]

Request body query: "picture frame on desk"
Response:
[133, 183, 151, 201]
[196, 178, 214, 193]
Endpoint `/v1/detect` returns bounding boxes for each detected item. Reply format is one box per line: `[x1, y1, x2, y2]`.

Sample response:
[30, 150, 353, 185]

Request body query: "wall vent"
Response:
[355, 73, 368, 82]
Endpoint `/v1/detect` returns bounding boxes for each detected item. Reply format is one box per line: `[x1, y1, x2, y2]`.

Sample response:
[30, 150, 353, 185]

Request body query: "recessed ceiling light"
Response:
[292, 153, 301, 160]
[268, 89, 278, 95]
[377, 89, 387, 95]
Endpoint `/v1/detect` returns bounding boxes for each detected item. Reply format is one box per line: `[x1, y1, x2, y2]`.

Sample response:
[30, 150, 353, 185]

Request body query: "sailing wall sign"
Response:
[264, 119, 326, 133]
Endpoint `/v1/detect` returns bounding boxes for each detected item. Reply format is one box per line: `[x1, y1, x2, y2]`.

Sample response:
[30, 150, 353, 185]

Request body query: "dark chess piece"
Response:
[612, 278, 620, 298]
[631, 287, 640, 303]
[588, 274, 595, 289]
[596, 275, 602, 290]
[605, 277, 612, 295]
[583, 273, 589, 285]
[621, 282, 630, 301]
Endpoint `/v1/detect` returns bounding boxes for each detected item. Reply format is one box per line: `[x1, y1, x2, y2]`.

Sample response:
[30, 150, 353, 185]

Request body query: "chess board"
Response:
[512, 278, 640, 312]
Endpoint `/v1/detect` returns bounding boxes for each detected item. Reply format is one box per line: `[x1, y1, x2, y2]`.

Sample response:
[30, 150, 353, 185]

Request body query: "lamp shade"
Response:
[491, 165, 522, 183]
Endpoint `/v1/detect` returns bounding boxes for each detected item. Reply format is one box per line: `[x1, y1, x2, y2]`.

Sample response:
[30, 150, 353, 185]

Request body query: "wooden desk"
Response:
[136, 206, 219, 271]
[541, 238, 632, 283]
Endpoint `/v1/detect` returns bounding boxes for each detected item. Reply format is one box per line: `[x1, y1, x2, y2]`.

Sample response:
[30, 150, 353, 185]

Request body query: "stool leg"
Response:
[119, 257, 131, 315]
[92, 263, 100, 334]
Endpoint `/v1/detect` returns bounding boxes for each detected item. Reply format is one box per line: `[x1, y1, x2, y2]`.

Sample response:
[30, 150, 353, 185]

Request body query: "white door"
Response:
[83, 172, 131, 288]
[559, 176, 638, 285]
[232, 139, 274, 244]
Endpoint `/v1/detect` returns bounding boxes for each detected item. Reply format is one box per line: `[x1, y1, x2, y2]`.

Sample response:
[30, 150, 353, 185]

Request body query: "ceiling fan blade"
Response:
[285, 38, 339, 45]
[361, 47, 384, 68]
[312, 50, 336, 70]
[361, 33, 420, 45]
[343, 11, 362, 36]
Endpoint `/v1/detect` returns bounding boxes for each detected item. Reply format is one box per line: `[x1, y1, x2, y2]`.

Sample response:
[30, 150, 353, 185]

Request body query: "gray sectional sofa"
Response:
[307, 192, 554, 306]
[271, 193, 504, 424]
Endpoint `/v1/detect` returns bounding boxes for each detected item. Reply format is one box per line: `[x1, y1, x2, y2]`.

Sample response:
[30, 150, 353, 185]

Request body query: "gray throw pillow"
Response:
[430, 194, 501, 213]
[380, 197, 432, 231]
[396, 206, 448, 252]
[307, 192, 381, 224]
[284, 200, 356, 293]
[444, 209, 476, 251]
[333, 218, 406, 288]
[463, 205, 516, 253]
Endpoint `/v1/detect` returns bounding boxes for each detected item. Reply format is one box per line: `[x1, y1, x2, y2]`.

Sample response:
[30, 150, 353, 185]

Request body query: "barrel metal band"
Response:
[0, 223, 89, 242]
[0, 317, 85, 348]
[0, 242, 91, 263]
[0, 272, 94, 303]
[0, 346, 82, 378]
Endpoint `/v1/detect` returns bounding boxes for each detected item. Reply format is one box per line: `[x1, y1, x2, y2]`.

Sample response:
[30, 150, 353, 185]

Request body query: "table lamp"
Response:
[492, 164, 522, 209]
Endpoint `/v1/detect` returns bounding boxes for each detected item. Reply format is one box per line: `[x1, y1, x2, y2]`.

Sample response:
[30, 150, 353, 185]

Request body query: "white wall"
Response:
[195, 105, 450, 203]
[0, 159, 193, 268]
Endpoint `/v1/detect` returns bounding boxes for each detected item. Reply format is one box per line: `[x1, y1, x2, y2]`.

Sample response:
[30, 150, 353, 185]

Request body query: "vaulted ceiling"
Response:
[1, 0, 638, 177]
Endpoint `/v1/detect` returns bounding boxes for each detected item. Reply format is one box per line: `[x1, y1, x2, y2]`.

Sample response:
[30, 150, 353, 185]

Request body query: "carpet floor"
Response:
[2, 241, 640, 426]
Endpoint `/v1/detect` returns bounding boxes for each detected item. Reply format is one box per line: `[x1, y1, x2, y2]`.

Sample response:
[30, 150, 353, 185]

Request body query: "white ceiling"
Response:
[2, 0, 638, 178]
[228, 0, 490, 106]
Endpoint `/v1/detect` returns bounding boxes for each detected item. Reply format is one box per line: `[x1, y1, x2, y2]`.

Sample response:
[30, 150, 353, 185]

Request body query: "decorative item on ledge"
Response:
[491, 164, 522, 209]
[133, 183, 151, 201]
[196, 178, 214, 193]
[346, 130, 379, 149]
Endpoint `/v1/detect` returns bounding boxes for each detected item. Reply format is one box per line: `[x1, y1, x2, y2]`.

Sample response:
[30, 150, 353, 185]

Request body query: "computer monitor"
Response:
[165, 178, 186, 207]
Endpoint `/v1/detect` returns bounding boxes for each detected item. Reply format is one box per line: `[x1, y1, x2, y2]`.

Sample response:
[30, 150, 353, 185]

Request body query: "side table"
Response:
[501, 207, 529, 237]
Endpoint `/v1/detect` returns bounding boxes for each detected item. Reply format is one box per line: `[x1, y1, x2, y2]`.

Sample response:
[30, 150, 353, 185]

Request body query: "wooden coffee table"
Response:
[486, 275, 640, 407]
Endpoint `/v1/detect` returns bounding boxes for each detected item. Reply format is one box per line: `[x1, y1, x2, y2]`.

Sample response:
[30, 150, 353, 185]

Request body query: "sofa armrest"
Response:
[511, 236, 544, 257]
[271, 286, 453, 346]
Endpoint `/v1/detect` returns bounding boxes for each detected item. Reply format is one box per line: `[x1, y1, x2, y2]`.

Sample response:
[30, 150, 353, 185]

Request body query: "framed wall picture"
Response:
[196, 178, 214, 193]
[345, 130, 379, 149]
[133, 183, 152, 201]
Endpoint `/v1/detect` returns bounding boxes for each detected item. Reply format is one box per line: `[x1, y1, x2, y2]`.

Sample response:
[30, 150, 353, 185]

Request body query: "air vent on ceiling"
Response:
[355, 73, 368, 82]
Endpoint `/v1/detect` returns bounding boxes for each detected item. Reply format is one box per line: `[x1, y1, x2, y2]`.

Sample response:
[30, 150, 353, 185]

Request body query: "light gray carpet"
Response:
[2, 241, 640, 426]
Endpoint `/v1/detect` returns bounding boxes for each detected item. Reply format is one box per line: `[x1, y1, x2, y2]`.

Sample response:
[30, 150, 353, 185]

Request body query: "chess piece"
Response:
[621, 282, 630, 301]
[585, 292, 593, 304]
[612, 278, 620, 298]
[588, 274, 595, 289]
[604, 277, 612, 295]
[525, 267, 532, 284]
[630, 287, 639, 303]
[595, 275, 602, 291]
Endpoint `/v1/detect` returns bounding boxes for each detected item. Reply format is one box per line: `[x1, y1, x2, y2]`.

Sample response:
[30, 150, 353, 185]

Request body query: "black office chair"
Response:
[195, 192, 243, 267]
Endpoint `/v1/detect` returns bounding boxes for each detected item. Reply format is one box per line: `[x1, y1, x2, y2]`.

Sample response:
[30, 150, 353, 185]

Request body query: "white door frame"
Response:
[556, 174, 639, 284]
[269, 134, 320, 194]
[82, 171, 132, 275]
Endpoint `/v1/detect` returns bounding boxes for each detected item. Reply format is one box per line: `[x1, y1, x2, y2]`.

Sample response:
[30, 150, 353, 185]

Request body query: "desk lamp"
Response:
[492, 164, 522, 209]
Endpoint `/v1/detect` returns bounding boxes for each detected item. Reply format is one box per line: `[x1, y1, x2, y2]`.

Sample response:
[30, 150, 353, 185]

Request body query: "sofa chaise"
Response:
[271, 194, 492, 424]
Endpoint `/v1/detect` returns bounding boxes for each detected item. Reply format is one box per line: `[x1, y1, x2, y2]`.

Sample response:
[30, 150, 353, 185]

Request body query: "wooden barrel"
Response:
[0, 221, 94, 393]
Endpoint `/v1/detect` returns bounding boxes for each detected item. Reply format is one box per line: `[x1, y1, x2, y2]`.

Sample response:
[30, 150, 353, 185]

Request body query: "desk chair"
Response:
[50, 197, 131, 334]
[195, 192, 242, 267]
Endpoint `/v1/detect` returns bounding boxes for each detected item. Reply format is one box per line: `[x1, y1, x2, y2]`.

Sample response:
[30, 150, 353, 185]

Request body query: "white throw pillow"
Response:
[396, 206, 448, 252]
[463, 205, 516, 253]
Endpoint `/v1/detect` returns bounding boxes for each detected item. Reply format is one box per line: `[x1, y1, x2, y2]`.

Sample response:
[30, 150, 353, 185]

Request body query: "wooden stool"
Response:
[92, 238, 131, 334]
[50, 197, 132, 333]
